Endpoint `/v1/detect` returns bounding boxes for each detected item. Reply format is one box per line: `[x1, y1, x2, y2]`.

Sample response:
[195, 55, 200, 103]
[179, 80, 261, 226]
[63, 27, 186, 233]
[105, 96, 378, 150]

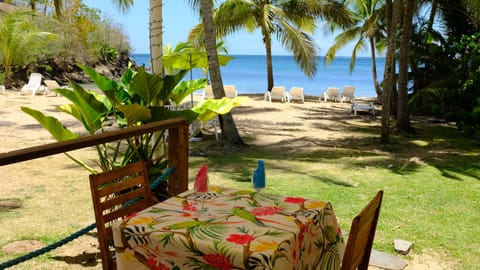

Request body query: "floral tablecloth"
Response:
[112, 186, 344, 270]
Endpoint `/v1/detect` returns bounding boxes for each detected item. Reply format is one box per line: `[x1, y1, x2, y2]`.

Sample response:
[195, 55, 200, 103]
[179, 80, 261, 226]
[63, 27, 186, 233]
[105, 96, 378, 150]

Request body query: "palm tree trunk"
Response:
[200, 0, 244, 145]
[427, 0, 437, 33]
[150, 0, 163, 75]
[397, 0, 414, 132]
[369, 37, 382, 98]
[264, 32, 274, 91]
[381, 0, 401, 143]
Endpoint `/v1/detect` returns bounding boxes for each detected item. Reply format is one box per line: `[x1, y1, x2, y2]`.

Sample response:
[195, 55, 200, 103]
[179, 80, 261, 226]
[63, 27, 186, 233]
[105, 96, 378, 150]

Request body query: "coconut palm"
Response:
[189, 0, 353, 92]
[325, 0, 385, 97]
[0, 10, 55, 88]
[188, 0, 244, 144]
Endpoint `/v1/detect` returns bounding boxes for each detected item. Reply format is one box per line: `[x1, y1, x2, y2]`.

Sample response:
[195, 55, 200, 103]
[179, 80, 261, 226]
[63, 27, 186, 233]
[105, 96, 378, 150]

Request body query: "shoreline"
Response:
[1, 87, 379, 103]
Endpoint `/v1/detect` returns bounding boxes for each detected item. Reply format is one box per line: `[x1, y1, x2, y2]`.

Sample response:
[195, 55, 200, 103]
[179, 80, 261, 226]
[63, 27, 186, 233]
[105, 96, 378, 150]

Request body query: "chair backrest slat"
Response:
[341, 190, 383, 270]
[89, 161, 155, 270]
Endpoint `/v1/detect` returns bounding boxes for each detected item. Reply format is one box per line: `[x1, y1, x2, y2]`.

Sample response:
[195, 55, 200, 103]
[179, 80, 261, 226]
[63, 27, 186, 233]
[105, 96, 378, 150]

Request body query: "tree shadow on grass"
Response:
[193, 110, 480, 183]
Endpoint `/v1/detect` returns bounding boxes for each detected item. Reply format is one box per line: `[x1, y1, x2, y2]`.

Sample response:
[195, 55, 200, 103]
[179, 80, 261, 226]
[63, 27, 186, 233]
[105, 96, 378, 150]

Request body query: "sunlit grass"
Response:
[189, 126, 480, 270]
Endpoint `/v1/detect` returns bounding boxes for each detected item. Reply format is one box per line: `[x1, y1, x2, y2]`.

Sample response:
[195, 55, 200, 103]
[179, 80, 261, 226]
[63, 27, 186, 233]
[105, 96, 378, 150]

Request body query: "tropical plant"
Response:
[189, 0, 353, 92]
[163, 41, 233, 81]
[324, 0, 386, 97]
[21, 63, 247, 175]
[0, 10, 55, 88]
[440, 33, 480, 135]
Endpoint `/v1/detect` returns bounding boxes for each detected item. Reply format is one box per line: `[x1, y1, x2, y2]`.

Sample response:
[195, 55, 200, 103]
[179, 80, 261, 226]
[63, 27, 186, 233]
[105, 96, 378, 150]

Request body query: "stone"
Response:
[0, 199, 21, 209]
[394, 239, 413, 255]
[370, 249, 408, 270]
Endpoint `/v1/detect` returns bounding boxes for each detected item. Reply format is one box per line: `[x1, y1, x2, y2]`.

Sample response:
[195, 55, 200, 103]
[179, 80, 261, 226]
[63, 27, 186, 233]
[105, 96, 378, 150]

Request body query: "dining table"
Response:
[112, 186, 345, 270]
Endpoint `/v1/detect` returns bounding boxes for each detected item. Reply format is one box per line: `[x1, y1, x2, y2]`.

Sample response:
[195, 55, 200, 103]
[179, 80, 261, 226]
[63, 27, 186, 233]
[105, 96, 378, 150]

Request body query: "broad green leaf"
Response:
[78, 64, 119, 92]
[57, 83, 108, 134]
[149, 107, 199, 123]
[21, 107, 80, 141]
[117, 104, 152, 126]
[130, 67, 163, 105]
[170, 78, 207, 106]
[78, 64, 120, 105]
[161, 71, 189, 101]
[191, 97, 248, 123]
[56, 104, 84, 124]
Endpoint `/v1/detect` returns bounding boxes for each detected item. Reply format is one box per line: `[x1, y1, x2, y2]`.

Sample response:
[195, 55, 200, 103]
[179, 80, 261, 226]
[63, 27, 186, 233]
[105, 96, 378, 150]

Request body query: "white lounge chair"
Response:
[20, 73, 47, 96]
[341, 85, 355, 103]
[202, 85, 214, 100]
[289, 87, 304, 103]
[224, 85, 237, 98]
[44, 79, 65, 96]
[265, 86, 289, 102]
[321, 87, 340, 102]
[351, 102, 375, 115]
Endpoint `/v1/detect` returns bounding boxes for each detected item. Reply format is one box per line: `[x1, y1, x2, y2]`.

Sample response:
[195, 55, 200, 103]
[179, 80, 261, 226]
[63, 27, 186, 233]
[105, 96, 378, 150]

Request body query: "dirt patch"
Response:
[2, 240, 45, 254]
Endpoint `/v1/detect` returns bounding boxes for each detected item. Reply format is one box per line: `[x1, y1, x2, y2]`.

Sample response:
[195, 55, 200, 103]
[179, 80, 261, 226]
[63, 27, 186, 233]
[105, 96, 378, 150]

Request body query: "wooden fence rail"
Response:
[0, 117, 190, 197]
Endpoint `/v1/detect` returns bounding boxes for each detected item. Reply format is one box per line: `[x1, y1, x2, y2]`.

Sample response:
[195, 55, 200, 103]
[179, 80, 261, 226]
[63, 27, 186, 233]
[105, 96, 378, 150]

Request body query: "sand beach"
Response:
[0, 89, 459, 269]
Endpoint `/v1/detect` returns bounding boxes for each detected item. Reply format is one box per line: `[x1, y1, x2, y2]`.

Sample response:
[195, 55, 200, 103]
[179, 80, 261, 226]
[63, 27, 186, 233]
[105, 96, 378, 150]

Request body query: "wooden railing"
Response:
[0, 117, 190, 197]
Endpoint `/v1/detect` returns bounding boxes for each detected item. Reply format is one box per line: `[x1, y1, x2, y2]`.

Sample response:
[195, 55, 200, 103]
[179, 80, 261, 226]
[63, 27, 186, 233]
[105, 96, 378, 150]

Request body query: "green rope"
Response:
[0, 167, 175, 269]
[0, 223, 97, 269]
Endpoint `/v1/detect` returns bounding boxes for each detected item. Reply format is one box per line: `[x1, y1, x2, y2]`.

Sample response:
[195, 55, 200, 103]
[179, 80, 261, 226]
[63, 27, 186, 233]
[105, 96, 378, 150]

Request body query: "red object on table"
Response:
[194, 164, 209, 193]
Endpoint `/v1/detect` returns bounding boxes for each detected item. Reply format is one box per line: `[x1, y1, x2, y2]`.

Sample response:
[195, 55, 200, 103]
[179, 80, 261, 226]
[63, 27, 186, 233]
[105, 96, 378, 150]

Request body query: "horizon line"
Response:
[130, 53, 383, 58]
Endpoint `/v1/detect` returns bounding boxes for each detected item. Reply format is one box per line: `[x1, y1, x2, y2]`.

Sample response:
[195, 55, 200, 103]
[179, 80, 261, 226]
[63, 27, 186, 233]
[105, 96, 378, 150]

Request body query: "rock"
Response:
[370, 249, 408, 270]
[0, 199, 21, 209]
[394, 239, 413, 255]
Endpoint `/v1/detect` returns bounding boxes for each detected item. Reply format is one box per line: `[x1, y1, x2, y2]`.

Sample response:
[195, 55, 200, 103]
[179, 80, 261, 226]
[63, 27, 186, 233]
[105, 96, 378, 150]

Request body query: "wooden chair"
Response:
[341, 190, 384, 270]
[89, 161, 155, 270]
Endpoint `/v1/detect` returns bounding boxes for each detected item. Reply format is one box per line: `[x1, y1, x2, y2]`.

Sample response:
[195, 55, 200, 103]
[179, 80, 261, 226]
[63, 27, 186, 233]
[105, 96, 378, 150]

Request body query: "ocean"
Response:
[131, 54, 384, 98]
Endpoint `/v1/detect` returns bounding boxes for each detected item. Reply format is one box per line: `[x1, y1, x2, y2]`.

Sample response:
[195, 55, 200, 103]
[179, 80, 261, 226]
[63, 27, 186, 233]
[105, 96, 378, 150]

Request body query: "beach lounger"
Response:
[341, 85, 355, 103]
[289, 87, 304, 103]
[202, 85, 215, 100]
[20, 73, 47, 96]
[224, 85, 237, 98]
[321, 87, 340, 102]
[44, 79, 70, 96]
[265, 86, 289, 102]
[351, 102, 375, 115]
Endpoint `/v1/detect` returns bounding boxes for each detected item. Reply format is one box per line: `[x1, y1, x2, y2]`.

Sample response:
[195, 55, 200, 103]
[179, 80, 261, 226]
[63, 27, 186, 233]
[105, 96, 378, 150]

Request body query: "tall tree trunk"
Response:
[381, 0, 401, 143]
[397, 0, 414, 132]
[427, 0, 437, 33]
[150, 0, 163, 76]
[369, 37, 382, 97]
[200, 0, 244, 145]
[264, 30, 274, 91]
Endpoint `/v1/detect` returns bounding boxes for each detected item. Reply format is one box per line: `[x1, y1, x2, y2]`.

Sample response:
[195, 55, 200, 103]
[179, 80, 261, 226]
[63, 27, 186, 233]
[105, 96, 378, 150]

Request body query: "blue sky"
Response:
[83, 0, 361, 56]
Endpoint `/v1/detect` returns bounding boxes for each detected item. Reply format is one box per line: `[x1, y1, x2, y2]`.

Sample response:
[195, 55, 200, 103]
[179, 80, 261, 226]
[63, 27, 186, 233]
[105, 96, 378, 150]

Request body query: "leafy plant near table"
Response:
[21, 63, 246, 177]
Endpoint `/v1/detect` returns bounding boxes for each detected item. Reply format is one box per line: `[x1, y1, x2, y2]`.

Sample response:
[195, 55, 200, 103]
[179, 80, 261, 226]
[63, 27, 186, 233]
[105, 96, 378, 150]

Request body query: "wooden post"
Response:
[167, 124, 189, 196]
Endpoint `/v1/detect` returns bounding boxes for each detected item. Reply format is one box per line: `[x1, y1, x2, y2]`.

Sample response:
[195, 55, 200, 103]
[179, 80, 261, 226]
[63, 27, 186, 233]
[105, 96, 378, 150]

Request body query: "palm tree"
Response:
[381, 0, 402, 143]
[0, 10, 55, 88]
[188, 0, 244, 145]
[396, 0, 414, 132]
[189, 0, 353, 92]
[325, 0, 385, 97]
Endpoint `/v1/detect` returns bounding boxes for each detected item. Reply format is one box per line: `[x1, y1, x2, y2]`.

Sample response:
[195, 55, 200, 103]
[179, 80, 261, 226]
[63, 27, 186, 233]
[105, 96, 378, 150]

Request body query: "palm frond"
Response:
[276, 20, 317, 78]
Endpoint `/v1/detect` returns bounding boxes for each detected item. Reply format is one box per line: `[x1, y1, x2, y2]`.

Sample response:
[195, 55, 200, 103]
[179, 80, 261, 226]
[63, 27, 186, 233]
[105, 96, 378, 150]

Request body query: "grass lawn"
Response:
[188, 120, 480, 270]
[0, 106, 479, 269]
